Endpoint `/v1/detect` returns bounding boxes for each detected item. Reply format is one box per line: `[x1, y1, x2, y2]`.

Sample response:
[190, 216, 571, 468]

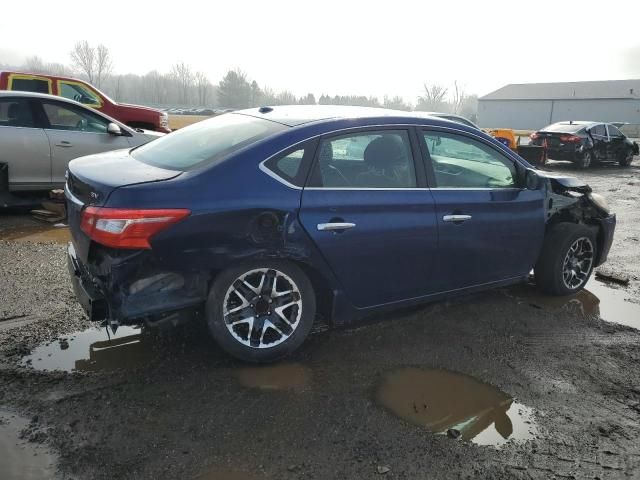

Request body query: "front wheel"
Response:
[619, 150, 634, 167]
[206, 261, 316, 362]
[534, 223, 597, 296]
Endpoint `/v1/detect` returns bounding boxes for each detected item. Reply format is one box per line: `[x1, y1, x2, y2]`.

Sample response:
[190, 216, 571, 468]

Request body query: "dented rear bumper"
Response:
[67, 242, 207, 324]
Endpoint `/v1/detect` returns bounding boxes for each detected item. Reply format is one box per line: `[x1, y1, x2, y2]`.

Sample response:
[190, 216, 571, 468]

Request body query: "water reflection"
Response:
[377, 367, 537, 446]
[506, 279, 640, 329]
[21, 326, 157, 372]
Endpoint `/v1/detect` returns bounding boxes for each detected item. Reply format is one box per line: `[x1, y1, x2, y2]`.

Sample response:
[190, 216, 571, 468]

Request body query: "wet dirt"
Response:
[506, 278, 640, 330]
[20, 326, 154, 373]
[376, 367, 538, 447]
[235, 363, 311, 391]
[0, 410, 57, 480]
[0, 224, 70, 244]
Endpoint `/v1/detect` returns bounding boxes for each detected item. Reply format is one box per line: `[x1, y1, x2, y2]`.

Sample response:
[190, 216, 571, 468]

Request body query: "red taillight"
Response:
[80, 207, 190, 249]
[530, 132, 540, 140]
[559, 134, 582, 144]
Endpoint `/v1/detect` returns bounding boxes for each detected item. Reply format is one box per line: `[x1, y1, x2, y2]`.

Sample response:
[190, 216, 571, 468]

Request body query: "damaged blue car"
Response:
[66, 106, 616, 362]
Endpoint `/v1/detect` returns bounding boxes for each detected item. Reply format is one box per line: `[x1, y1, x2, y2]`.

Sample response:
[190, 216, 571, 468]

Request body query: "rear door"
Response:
[36, 99, 130, 184]
[420, 128, 545, 291]
[299, 128, 439, 308]
[0, 97, 51, 188]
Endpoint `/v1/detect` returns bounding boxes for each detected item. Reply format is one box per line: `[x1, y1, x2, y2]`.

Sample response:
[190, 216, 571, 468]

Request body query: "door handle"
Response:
[317, 222, 356, 231]
[443, 214, 472, 223]
[55, 141, 73, 147]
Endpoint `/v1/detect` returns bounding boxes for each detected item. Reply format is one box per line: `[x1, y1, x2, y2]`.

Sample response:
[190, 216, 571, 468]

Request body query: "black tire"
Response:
[576, 150, 593, 169]
[619, 150, 634, 167]
[206, 260, 316, 363]
[534, 223, 598, 296]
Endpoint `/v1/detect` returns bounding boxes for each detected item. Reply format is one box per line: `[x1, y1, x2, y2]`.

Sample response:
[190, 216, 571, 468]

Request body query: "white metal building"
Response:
[478, 80, 640, 130]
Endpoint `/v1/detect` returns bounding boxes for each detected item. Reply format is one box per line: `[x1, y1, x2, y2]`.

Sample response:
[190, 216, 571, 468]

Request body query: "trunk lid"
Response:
[66, 149, 182, 261]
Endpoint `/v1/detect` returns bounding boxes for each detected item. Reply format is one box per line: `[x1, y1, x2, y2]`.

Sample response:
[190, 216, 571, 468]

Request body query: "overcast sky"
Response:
[2, 1, 640, 101]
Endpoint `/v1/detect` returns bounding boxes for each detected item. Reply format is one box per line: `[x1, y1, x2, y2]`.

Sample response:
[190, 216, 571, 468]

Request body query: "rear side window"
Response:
[0, 98, 36, 128]
[132, 113, 286, 170]
[591, 124, 606, 136]
[10, 78, 50, 93]
[263, 142, 316, 187]
[308, 130, 417, 188]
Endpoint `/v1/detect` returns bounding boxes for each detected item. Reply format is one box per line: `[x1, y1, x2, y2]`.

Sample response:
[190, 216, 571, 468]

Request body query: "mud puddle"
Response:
[507, 279, 640, 329]
[0, 410, 57, 480]
[236, 363, 310, 391]
[0, 224, 70, 244]
[20, 326, 158, 372]
[377, 367, 537, 447]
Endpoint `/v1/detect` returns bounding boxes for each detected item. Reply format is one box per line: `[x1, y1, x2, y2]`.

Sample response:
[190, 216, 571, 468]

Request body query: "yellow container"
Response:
[487, 128, 518, 151]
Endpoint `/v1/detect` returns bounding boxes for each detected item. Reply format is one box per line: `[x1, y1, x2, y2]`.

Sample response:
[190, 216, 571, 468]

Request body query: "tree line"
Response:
[1, 41, 478, 120]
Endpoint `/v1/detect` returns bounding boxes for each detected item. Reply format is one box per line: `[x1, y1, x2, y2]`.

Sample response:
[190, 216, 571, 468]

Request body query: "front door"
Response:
[589, 124, 608, 161]
[420, 129, 545, 291]
[36, 99, 130, 184]
[606, 124, 626, 161]
[299, 129, 439, 308]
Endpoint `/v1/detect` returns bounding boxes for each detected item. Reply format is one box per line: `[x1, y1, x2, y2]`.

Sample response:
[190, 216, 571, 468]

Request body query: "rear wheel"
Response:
[535, 223, 597, 296]
[576, 150, 593, 169]
[206, 260, 316, 362]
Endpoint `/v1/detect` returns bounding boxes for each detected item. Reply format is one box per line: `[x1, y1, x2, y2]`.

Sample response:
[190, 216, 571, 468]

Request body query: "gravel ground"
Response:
[0, 160, 639, 480]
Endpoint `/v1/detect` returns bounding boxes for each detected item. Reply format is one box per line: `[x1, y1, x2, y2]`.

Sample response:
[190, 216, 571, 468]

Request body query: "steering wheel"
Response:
[75, 119, 88, 131]
[73, 94, 82, 102]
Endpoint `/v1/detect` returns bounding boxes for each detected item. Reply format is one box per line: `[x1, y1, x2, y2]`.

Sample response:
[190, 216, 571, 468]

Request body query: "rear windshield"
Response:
[131, 113, 286, 170]
[542, 123, 587, 133]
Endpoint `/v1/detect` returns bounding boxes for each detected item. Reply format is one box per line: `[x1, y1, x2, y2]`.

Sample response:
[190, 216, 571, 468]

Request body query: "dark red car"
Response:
[0, 71, 170, 133]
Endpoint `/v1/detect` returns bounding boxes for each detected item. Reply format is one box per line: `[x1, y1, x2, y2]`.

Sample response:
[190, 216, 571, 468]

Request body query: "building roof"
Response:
[480, 80, 640, 101]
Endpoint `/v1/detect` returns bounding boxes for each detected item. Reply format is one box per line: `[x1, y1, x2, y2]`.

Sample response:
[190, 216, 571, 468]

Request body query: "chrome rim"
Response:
[223, 268, 302, 349]
[562, 237, 594, 290]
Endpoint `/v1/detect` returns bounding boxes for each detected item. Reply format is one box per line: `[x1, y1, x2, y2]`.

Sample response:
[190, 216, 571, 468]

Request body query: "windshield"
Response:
[131, 113, 286, 170]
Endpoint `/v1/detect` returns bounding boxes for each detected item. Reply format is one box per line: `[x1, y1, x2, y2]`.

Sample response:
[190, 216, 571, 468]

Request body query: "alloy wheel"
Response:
[562, 237, 594, 289]
[223, 268, 302, 349]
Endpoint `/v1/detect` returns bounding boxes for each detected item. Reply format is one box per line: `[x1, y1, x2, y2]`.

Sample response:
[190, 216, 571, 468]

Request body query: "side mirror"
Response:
[525, 169, 541, 190]
[107, 122, 122, 135]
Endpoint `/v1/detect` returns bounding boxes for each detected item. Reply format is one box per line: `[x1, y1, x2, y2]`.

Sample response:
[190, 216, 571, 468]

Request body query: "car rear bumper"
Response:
[67, 243, 109, 321]
[67, 241, 207, 324]
[595, 214, 616, 267]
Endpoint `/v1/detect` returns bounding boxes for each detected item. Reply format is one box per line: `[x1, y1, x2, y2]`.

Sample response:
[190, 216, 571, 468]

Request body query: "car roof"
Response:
[236, 105, 450, 127]
[0, 90, 85, 104]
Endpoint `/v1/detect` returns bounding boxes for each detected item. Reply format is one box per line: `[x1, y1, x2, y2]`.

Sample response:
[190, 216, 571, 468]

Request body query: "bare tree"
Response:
[452, 81, 466, 114]
[416, 83, 449, 111]
[95, 44, 113, 88]
[171, 62, 193, 105]
[70, 41, 96, 84]
[194, 71, 211, 106]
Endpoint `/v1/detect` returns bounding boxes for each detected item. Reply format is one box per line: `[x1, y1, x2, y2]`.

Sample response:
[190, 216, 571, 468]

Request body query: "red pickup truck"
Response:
[0, 71, 170, 133]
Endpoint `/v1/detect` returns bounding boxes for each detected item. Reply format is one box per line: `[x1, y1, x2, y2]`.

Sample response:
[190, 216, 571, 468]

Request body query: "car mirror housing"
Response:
[107, 122, 122, 135]
[525, 169, 541, 190]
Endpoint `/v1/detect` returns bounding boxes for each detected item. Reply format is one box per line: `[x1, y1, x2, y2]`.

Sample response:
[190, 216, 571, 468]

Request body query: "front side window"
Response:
[9, 76, 50, 94]
[308, 130, 416, 188]
[132, 113, 287, 171]
[423, 131, 516, 189]
[58, 81, 102, 107]
[0, 98, 36, 128]
[42, 101, 110, 133]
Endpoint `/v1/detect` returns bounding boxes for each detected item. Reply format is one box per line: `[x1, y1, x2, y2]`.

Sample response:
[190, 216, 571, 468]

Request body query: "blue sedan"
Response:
[65, 106, 616, 362]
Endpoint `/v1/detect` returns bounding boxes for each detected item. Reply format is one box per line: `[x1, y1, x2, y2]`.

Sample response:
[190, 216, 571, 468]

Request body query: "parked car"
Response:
[0, 91, 163, 190]
[0, 71, 170, 133]
[65, 106, 615, 362]
[529, 121, 639, 168]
